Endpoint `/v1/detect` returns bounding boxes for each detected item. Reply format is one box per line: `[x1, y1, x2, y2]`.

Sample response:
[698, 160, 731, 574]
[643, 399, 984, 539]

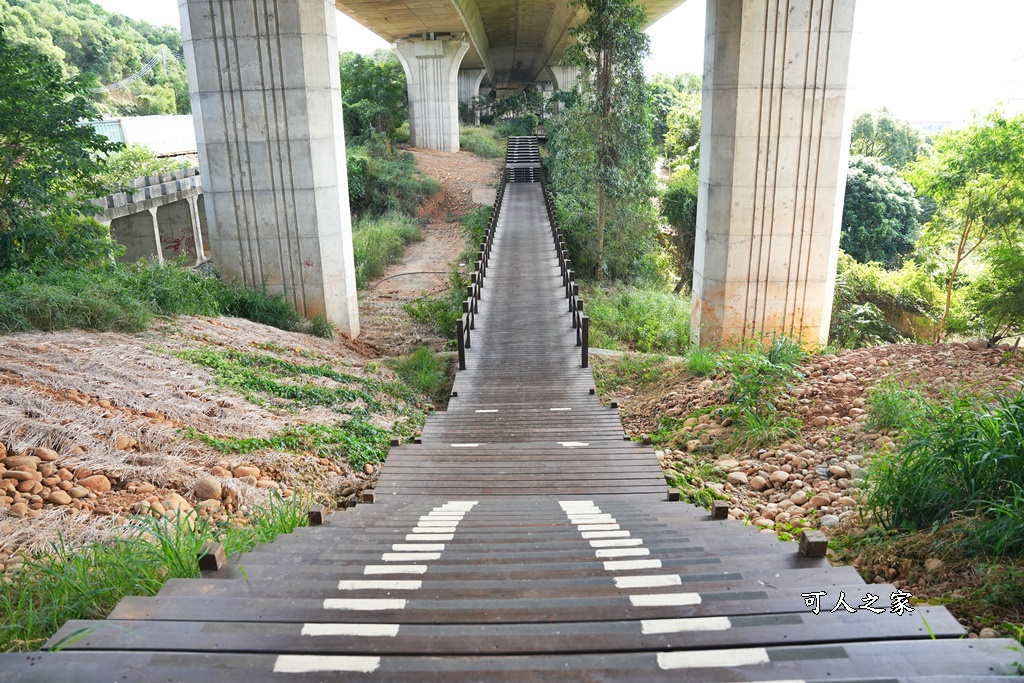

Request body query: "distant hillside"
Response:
[0, 0, 188, 116]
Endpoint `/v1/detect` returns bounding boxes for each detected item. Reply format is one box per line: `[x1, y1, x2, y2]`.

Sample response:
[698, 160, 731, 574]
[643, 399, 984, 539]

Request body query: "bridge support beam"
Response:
[548, 65, 581, 92]
[394, 37, 470, 152]
[458, 68, 487, 125]
[178, 0, 359, 336]
[692, 0, 855, 348]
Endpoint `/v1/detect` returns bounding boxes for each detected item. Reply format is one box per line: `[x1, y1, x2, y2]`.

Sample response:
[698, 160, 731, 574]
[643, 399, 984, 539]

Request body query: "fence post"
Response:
[456, 317, 466, 370]
[581, 315, 589, 368]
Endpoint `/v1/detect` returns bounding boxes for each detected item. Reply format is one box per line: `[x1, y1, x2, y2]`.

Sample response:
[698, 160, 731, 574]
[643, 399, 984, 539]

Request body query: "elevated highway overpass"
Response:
[178, 0, 857, 348]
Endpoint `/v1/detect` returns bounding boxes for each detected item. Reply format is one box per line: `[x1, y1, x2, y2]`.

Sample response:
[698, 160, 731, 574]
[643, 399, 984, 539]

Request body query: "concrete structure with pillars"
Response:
[178, 0, 359, 336]
[692, 0, 856, 347]
[394, 37, 470, 151]
[458, 67, 488, 123]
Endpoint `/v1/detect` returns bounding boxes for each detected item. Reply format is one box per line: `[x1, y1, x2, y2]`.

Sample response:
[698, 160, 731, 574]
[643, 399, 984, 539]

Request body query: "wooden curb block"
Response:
[197, 542, 226, 571]
[362, 489, 376, 504]
[307, 505, 325, 526]
[711, 500, 729, 519]
[799, 529, 829, 557]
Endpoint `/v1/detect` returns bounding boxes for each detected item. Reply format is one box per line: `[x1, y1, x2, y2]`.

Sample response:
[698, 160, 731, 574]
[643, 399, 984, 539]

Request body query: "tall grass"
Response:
[685, 347, 718, 376]
[583, 284, 691, 355]
[867, 390, 1024, 557]
[0, 261, 333, 338]
[388, 347, 455, 406]
[459, 125, 504, 158]
[347, 146, 441, 217]
[866, 379, 925, 432]
[0, 492, 307, 652]
[352, 212, 423, 287]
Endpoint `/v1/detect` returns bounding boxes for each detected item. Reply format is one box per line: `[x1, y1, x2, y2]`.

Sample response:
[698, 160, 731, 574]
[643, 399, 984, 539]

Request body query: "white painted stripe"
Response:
[570, 516, 615, 523]
[392, 544, 445, 552]
[578, 524, 620, 531]
[322, 599, 407, 611]
[590, 539, 644, 548]
[417, 519, 461, 527]
[382, 553, 440, 561]
[559, 500, 595, 507]
[582, 530, 630, 539]
[615, 575, 681, 589]
[300, 623, 401, 637]
[629, 593, 702, 607]
[451, 443, 479, 447]
[425, 512, 464, 518]
[405, 534, 453, 542]
[565, 509, 602, 515]
[337, 580, 422, 590]
[596, 548, 650, 558]
[475, 409, 499, 413]
[604, 559, 662, 571]
[550, 407, 571, 411]
[412, 527, 458, 534]
[441, 501, 479, 508]
[364, 565, 428, 575]
[657, 648, 769, 670]
[641, 617, 731, 634]
[558, 441, 590, 447]
[274, 655, 381, 673]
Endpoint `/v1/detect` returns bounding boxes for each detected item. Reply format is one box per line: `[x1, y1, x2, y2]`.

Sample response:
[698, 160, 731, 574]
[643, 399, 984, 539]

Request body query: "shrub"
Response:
[731, 410, 802, 450]
[405, 268, 468, 339]
[352, 212, 422, 287]
[347, 146, 441, 218]
[389, 347, 454, 406]
[866, 379, 925, 433]
[685, 347, 718, 376]
[582, 284, 691, 355]
[96, 144, 191, 192]
[459, 125, 504, 158]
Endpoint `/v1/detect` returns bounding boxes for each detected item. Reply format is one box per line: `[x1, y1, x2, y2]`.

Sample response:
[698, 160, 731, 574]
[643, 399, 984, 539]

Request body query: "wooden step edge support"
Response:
[197, 541, 227, 572]
[711, 500, 730, 519]
[307, 505, 326, 526]
[362, 489, 376, 504]
[641, 434, 653, 445]
[799, 529, 829, 558]
[667, 487, 680, 502]
[389, 437, 401, 447]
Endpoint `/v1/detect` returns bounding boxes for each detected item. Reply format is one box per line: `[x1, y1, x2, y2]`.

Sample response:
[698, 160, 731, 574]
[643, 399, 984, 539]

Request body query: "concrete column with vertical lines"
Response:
[692, 0, 856, 347]
[458, 68, 486, 124]
[394, 37, 469, 152]
[178, 0, 359, 336]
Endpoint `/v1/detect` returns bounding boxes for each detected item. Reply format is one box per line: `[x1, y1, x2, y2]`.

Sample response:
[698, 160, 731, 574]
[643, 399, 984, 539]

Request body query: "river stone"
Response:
[33, 447, 59, 462]
[68, 486, 89, 499]
[808, 494, 831, 508]
[45, 490, 73, 506]
[233, 465, 260, 479]
[820, 514, 840, 528]
[726, 472, 748, 485]
[790, 490, 809, 506]
[749, 475, 768, 492]
[769, 470, 790, 485]
[78, 475, 111, 493]
[193, 477, 222, 501]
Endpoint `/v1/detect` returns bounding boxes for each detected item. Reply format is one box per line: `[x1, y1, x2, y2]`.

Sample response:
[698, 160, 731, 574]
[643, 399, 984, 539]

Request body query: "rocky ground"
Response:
[596, 341, 1024, 637]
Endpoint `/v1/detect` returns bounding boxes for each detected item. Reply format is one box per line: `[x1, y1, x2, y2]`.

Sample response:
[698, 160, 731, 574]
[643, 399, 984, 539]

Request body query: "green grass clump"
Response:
[0, 492, 306, 652]
[594, 353, 668, 394]
[866, 379, 925, 432]
[665, 461, 728, 509]
[730, 410, 802, 450]
[0, 261, 335, 338]
[347, 146, 441, 218]
[867, 390, 1024, 557]
[388, 347, 455, 407]
[352, 211, 423, 287]
[582, 284, 691, 355]
[462, 206, 493, 246]
[405, 268, 469, 339]
[459, 125, 504, 158]
[685, 347, 718, 376]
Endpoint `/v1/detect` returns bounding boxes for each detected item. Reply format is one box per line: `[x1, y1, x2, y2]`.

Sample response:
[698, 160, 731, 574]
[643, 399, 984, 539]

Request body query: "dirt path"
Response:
[355, 148, 501, 355]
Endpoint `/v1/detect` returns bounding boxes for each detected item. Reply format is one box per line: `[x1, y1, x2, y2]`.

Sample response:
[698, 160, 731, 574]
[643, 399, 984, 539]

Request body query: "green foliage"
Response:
[720, 337, 804, 416]
[459, 125, 503, 158]
[662, 92, 701, 171]
[660, 169, 698, 291]
[865, 379, 925, 432]
[866, 390, 1024, 557]
[908, 110, 1024, 338]
[546, 0, 658, 280]
[593, 352, 668, 394]
[94, 144, 191, 192]
[850, 108, 926, 170]
[665, 460, 727, 509]
[963, 242, 1024, 345]
[339, 50, 407, 140]
[731, 410, 802, 451]
[829, 255, 905, 349]
[0, 492, 306, 652]
[346, 145, 440, 218]
[352, 211, 422, 288]
[215, 282, 305, 333]
[493, 88, 544, 120]
[583, 284, 691, 354]
[0, 0, 190, 116]
[195, 421, 396, 469]
[684, 347, 718, 376]
[495, 115, 538, 138]
[0, 25, 121, 271]
[841, 156, 921, 268]
[388, 347, 454, 407]
[461, 206, 493, 246]
[648, 72, 700, 146]
[404, 268, 468, 339]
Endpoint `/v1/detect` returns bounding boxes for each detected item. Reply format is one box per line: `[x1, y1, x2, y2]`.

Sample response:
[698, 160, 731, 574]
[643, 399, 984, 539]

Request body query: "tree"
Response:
[660, 169, 698, 292]
[339, 50, 407, 140]
[662, 92, 701, 171]
[648, 71, 700, 146]
[0, 24, 119, 270]
[908, 111, 1024, 339]
[966, 243, 1024, 345]
[840, 156, 921, 268]
[850, 108, 925, 170]
[547, 0, 657, 279]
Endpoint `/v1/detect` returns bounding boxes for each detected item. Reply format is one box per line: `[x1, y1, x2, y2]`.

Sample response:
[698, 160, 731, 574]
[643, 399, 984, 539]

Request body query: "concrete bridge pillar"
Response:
[393, 37, 470, 151]
[178, 0, 359, 336]
[548, 65, 581, 92]
[186, 195, 206, 265]
[458, 68, 487, 124]
[692, 0, 856, 348]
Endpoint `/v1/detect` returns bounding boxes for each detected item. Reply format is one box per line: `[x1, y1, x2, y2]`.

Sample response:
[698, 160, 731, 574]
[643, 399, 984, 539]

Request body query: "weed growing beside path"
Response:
[459, 125, 504, 159]
[352, 212, 423, 288]
[582, 283, 691, 355]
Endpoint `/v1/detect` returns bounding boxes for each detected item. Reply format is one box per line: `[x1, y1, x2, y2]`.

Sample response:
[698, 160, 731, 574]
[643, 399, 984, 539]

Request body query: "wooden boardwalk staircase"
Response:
[2, 137, 1020, 681]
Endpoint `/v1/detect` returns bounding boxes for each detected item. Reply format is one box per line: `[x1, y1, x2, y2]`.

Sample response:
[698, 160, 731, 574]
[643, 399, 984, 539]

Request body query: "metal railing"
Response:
[540, 169, 589, 369]
[455, 170, 506, 371]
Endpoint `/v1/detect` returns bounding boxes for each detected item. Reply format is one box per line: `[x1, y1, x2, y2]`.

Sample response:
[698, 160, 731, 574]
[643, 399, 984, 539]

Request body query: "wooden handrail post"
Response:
[456, 317, 466, 370]
[581, 315, 589, 368]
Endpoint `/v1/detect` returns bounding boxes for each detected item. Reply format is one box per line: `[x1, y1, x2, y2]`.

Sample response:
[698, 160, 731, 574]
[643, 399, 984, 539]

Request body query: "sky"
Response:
[96, 0, 1024, 126]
